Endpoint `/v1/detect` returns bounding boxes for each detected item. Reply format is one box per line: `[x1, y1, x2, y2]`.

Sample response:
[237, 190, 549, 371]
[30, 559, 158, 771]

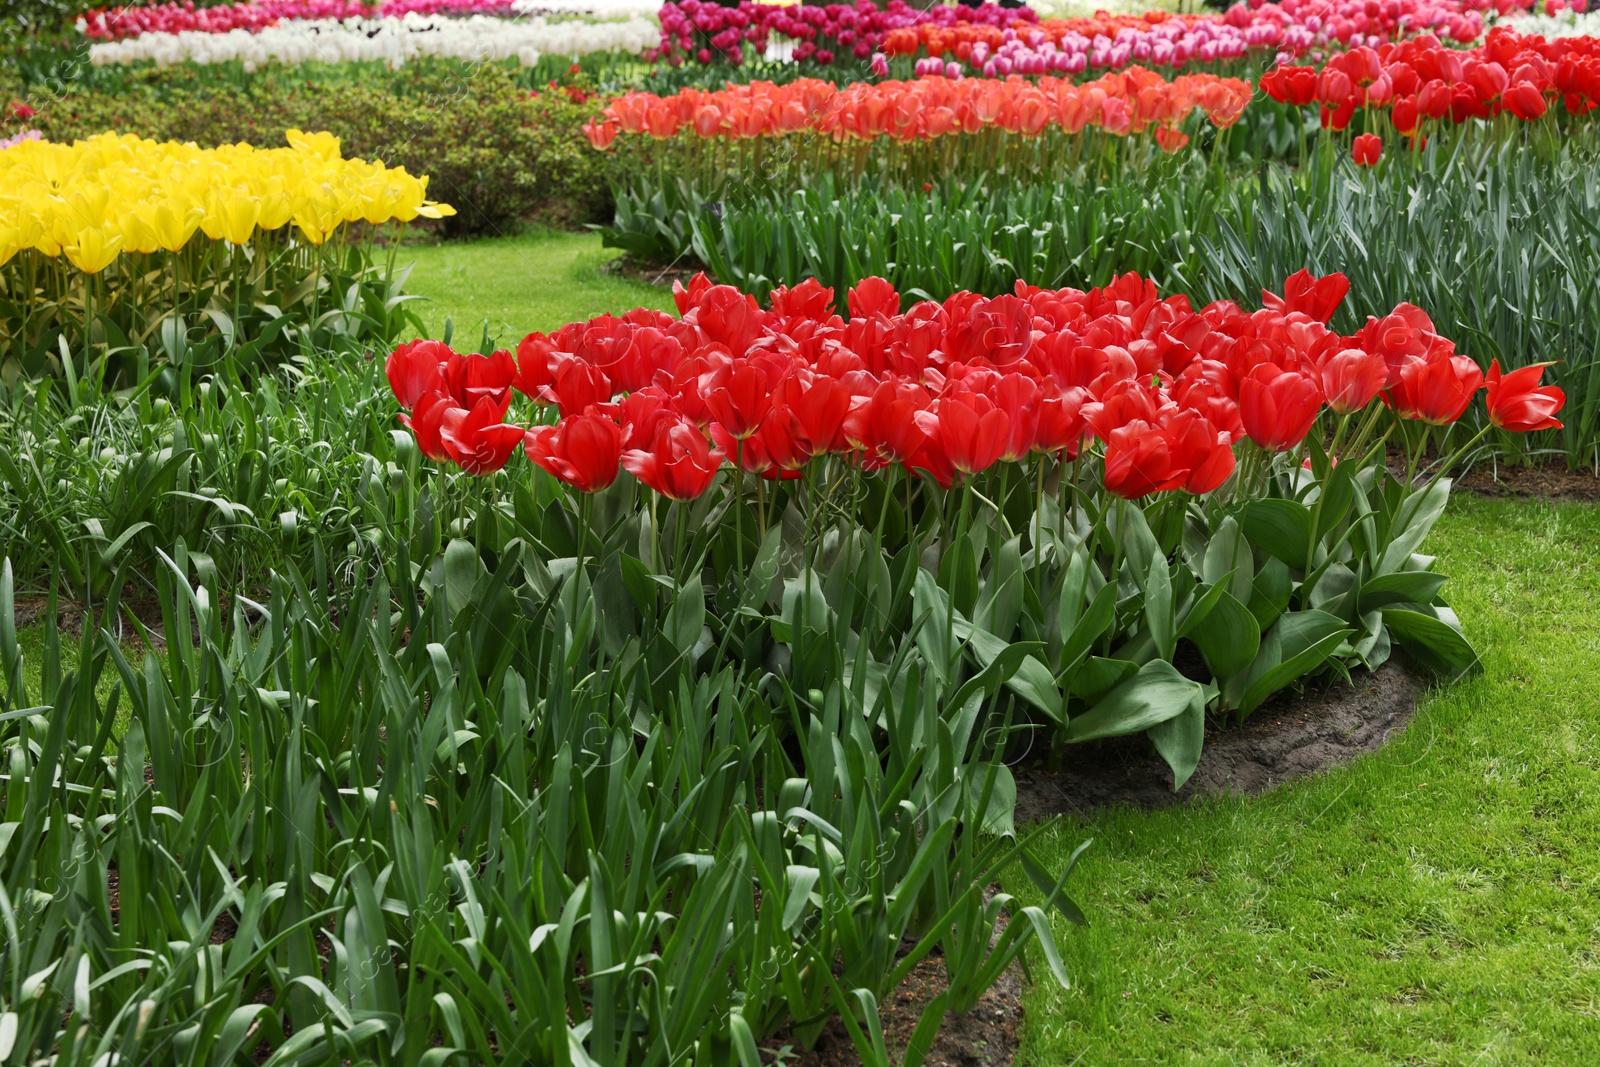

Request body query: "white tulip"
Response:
[87, 14, 660, 68]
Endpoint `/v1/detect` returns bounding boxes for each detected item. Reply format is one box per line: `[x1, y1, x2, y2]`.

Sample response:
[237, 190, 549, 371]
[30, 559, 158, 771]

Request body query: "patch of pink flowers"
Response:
[0, 130, 44, 150]
[656, 0, 1036, 67]
[79, 0, 518, 40]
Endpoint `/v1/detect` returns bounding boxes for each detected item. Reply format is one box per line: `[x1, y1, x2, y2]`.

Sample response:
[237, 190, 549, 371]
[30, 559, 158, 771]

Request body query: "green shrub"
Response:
[24, 62, 618, 235]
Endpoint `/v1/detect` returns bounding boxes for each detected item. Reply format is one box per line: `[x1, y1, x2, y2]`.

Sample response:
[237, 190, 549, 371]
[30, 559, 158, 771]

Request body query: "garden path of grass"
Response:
[398, 229, 675, 346]
[1015, 498, 1600, 1065]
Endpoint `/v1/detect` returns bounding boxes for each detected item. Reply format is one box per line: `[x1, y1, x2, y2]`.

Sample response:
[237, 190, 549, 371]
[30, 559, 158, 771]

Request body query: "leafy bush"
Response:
[20, 61, 618, 235]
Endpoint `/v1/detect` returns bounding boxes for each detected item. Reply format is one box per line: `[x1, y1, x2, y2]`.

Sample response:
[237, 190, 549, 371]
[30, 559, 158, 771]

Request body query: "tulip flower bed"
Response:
[75, 0, 630, 39]
[85, 13, 661, 69]
[584, 67, 1254, 193]
[655, 0, 1499, 73]
[0, 130, 453, 386]
[384, 270, 1564, 786]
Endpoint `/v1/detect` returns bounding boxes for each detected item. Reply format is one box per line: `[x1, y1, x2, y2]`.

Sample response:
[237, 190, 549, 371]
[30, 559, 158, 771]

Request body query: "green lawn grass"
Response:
[1015, 497, 1600, 1065]
[398, 229, 675, 346]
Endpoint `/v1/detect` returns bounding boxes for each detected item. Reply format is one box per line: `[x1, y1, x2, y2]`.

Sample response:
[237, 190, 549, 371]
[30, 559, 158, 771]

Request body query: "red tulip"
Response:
[1485, 359, 1564, 432]
[1103, 420, 1187, 499]
[770, 278, 836, 319]
[1385, 352, 1484, 425]
[844, 379, 929, 468]
[622, 417, 725, 500]
[1351, 132, 1383, 166]
[991, 373, 1041, 462]
[1316, 348, 1388, 415]
[524, 412, 625, 492]
[847, 276, 901, 319]
[913, 391, 1010, 475]
[618, 386, 679, 449]
[438, 397, 526, 476]
[386, 339, 448, 408]
[702, 360, 774, 439]
[442, 349, 517, 410]
[1503, 81, 1548, 121]
[1239, 364, 1323, 451]
[1166, 408, 1236, 495]
[551, 359, 614, 419]
[689, 285, 766, 352]
[1033, 386, 1088, 458]
[1263, 269, 1350, 325]
[775, 371, 850, 457]
[1391, 94, 1421, 136]
[398, 391, 455, 462]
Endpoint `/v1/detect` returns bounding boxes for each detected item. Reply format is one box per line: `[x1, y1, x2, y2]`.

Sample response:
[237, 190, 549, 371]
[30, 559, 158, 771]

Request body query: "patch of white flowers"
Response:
[509, 0, 662, 16]
[1023, 0, 1183, 19]
[1500, 7, 1600, 38]
[87, 12, 659, 69]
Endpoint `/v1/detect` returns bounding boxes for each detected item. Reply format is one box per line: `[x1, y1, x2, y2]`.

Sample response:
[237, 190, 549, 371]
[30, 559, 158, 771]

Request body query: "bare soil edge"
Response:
[1013, 660, 1421, 821]
[771, 955, 1024, 1067]
[1454, 462, 1600, 502]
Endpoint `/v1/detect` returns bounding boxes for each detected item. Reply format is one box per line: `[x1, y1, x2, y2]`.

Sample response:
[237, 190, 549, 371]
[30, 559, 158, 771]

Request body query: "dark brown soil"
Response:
[1455, 461, 1600, 502]
[773, 956, 1024, 1067]
[599, 254, 705, 291]
[12, 595, 168, 651]
[1013, 661, 1420, 821]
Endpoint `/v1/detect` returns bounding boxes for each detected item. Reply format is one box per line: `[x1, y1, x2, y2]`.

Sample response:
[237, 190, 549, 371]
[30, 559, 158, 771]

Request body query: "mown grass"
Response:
[1016, 497, 1600, 1065]
[399, 228, 675, 346]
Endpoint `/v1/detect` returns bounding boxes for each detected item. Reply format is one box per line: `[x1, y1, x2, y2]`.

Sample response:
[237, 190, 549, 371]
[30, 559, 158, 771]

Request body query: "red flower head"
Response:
[1034, 386, 1089, 458]
[621, 416, 725, 500]
[1392, 95, 1421, 136]
[1352, 132, 1383, 167]
[524, 411, 625, 492]
[386, 339, 449, 408]
[1356, 304, 1447, 385]
[618, 385, 679, 449]
[438, 397, 526, 476]
[775, 371, 850, 458]
[1166, 408, 1236, 495]
[1485, 359, 1564, 432]
[1503, 81, 1548, 122]
[844, 378, 930, 469]
[551, 359, 613, 419]
[1386, 352, 1485, 425]
[848, 276, 901, 319]
[443, 349, 517, 411]
[1103, 419, 1187, 499]
[514, 331, 560, 403]
[398, 391, 456, 462]
[913, 390, 1010, 476]
[1262, 270, 1350, 326]
[992, 372, 1042, 462]
[770, 278, 836, 320]
[1239, 363, 1323, 451]
[691, 285, 767, 352]
[1316, 347, 1388, 415]
[702, 359, 774, 439]
[672, 271, 715, 315]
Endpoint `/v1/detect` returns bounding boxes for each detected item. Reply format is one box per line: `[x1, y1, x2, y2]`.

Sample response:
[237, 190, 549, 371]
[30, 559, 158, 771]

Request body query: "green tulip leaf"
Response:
[1067, 660, 1204, 743]
[1191, 589, 1261, 679]
[1148, 688, 1207, 791]
[1383, 607, 1481, 677]
[1243, 498, 1313, 570]
[1359, 570, 1448, 614]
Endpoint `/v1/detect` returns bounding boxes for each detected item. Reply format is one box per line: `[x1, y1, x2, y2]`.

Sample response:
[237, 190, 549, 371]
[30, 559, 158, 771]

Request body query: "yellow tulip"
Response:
[64, 226, 123, 274]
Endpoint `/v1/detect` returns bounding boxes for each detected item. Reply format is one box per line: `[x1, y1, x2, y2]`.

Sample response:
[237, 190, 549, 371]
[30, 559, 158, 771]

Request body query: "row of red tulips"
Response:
[386, 271, 1564, 501]
[1260, 27, 1600, 133]
[584, 67, 1252, 150]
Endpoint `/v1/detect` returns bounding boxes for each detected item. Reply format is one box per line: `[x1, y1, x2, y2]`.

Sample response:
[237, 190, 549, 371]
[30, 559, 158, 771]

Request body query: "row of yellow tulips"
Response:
[0, 130, 455, 273]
